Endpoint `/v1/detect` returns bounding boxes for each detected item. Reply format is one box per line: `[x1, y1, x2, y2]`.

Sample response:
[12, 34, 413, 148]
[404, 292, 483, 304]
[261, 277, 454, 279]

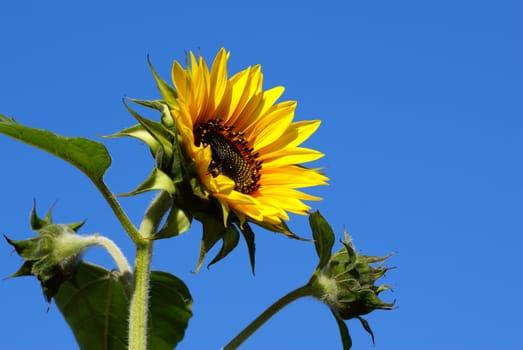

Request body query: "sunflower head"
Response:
[113, 48, 327, 271]
[170, 48, 327, 231]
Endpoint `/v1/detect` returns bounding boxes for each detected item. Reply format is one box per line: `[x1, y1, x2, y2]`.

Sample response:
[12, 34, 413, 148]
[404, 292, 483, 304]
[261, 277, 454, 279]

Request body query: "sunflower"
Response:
[170, 48, 327, 227]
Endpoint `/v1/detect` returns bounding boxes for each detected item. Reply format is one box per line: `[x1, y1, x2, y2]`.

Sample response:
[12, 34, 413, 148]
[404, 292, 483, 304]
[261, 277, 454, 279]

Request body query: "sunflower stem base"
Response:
[128, 191, 172, 350]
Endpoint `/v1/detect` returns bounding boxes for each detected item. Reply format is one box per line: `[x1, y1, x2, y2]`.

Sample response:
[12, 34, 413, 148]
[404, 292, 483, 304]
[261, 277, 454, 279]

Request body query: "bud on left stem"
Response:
[6, 204, 95, 303]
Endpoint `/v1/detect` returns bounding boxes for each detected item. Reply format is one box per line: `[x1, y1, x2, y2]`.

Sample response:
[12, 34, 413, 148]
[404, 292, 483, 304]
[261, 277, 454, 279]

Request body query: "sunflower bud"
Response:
[313, 235, 395, 320]
[5, 204, 88, 304]
[307, 211, 395, 347]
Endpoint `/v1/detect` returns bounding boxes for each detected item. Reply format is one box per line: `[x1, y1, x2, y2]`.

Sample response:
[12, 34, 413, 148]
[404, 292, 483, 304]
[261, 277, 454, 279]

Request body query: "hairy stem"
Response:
[223, 284, 313, 350]
[85, 234, 133, 287]
[129, 240, 153, 350]
[94, 180, 142, 243]
[128, 191, 172, 350]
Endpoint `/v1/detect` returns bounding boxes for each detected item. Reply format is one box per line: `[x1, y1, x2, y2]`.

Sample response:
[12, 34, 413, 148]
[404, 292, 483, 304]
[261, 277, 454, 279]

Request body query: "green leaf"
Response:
[147, 57, 179, 110]
[154, 205, 192, 240]
[119, 167, 175, 196]
[149, 271, 193, 349]
[238, 222, 256, 274]
[54, 262, 130, 350]
[0, 114, 111, 182]
[309, 211, 335, 270]
[331, 310, 352, 350]
[54, 263, 193, 350]
[207, 224, 240, 268]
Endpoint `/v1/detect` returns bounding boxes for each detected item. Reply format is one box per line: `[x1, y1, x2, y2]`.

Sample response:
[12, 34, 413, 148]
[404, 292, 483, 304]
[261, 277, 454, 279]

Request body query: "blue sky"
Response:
[1, 1, 522, 349]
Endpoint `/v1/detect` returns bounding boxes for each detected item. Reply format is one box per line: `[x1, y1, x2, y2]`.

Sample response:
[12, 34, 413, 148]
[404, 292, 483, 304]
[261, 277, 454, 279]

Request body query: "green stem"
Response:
[129, 240, 153, 350]
[86, 234, 133, 288]
[223, 284, 313, 350]
[128, 191, 172, 350]
[94, 180, 142, 243]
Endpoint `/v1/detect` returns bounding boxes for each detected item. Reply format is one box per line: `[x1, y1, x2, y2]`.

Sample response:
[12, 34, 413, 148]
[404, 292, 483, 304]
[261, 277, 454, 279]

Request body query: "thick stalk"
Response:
[128, 191, 172, 350]
[222, 284, 313, 350]
[128, 240, 153, 350]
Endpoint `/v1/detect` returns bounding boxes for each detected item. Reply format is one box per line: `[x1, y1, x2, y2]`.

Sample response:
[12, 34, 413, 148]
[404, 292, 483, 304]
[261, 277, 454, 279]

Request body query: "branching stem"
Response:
[94, 180, 142, 243]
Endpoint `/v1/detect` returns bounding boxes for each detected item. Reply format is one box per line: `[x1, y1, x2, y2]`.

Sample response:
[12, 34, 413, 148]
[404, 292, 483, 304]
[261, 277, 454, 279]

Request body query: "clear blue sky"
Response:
[1, 1, 522, 349]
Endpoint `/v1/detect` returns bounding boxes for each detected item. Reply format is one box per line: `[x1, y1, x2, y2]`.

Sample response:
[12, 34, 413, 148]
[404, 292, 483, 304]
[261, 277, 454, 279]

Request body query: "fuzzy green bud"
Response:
[314, 234, 395, 320]
[5, 204, 89, 303]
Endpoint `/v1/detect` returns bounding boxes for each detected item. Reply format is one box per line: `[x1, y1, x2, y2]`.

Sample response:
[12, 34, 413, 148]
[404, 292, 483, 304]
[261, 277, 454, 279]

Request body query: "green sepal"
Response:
[119, 167, 175, 196]
[122, 99, 174, 164]
[147, 56, 179, 110]
[110, 98, 190, 199]
[252, 218, 308, 241]
[193, 212, 246, 273]
[357, 316, 375, 345]
[30, 201, 86, 232]
[127, 98, 167, 112]
[105, 123, 160, 159]
[7, 258, 32, 277]
[309, 210, 335, 271]
[194, 213, 225, 273]
[0, 114, 111, 183]
[237, 222, 256, 274]
[127, 98, 174, 129]
[30, 200, 53, 230]
[207, 224, 240, 268]
[154, 205, 192, 240]
[125, 98, 187, 184]
[331, 310, 353, 350]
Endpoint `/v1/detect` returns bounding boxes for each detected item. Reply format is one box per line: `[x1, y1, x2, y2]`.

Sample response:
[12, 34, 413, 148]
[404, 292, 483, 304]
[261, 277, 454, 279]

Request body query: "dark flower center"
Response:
[194, 119, 262, 194]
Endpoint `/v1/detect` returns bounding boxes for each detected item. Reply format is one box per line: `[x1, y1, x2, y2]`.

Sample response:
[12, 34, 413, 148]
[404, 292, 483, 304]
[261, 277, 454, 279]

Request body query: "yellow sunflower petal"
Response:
[227, 66, 262, 128]
[209, 48, 228, 110]
[172, 61, 188, 97]
[251, 101, 296, 150]
[261, 166, 328, 188]
[259, 86, 285, 116]
[258, 120, 321, 155]
[261, 147, 324, 166]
